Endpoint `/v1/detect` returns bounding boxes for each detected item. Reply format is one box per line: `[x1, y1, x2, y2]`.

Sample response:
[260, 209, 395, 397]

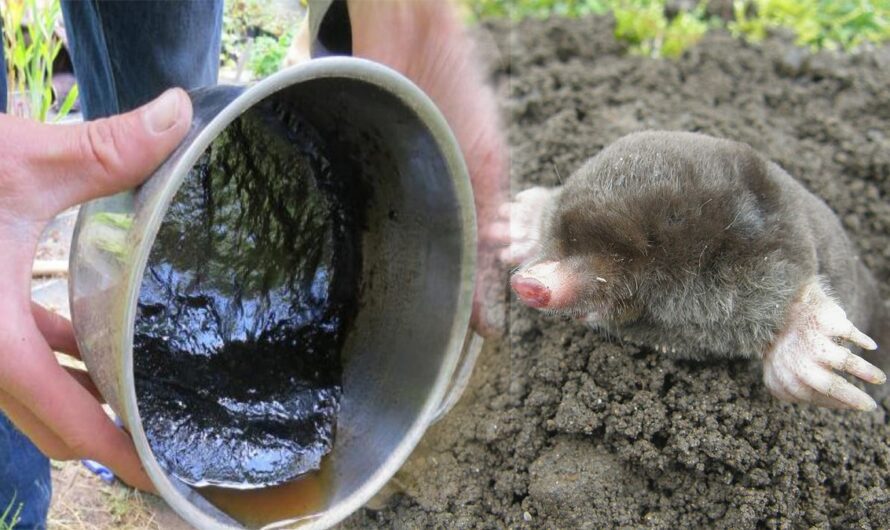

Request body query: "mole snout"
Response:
[510, 261, 576, 310]
[510, 274, 550, 308]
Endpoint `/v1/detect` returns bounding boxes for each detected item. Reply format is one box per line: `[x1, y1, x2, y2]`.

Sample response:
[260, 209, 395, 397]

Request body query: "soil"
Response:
[341, 16, 890, 529]
[134, 102, 360, 489]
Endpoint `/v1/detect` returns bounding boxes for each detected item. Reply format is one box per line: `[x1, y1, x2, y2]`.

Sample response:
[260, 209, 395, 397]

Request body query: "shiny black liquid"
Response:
[134, 101, 360, 487]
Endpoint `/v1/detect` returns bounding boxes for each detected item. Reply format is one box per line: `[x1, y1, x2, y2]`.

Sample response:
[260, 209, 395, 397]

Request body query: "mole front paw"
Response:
[497, 186, 558, 265]
[762, 280, 886, 411]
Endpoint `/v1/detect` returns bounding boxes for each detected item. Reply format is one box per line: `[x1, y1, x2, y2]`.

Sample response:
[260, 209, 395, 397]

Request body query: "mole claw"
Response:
[821, 373, 877, 411]
[763, 279, 885, 411]
[848, 327, 878, 350]
[501, 187, 558, 266]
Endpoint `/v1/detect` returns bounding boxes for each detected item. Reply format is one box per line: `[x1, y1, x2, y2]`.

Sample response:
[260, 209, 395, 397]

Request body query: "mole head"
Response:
[510, 189, 650, 321]
[510, 132, 773, 322]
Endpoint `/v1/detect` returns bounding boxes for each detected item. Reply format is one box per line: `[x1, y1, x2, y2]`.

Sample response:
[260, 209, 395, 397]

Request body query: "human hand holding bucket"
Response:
[67, 1, 494, 528]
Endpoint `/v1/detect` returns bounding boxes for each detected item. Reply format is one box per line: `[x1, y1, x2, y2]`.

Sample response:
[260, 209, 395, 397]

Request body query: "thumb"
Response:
[17, 88, 193, 216]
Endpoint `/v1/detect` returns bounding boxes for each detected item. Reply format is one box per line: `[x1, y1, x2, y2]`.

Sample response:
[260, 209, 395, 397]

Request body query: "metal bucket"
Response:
[69, 55, 480, 528]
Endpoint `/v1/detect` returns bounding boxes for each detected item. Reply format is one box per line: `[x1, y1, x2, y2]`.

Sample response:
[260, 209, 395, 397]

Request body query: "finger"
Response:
[515, 187, 548, 202]
[799, 365, 876, 411]
[39, 366, 154, 491]
[807, 390, 858, 410]
[818, 341, 886, 385]
[1, 334, 154, 491]
[813, 303, 878, 350]
[765, 381, 799, 405]
[31, 302, 80, 358]
[16, 88, 192, 216]
[471, 251, 506, 337]
[0, 388, 74, 460]
[762, 367, 799, 404]
[768, 355, 818, 405]
[841, 325, 878, 351]
[509, 215, 531, 240]
[499, 240, 540, 266]
[64, 366, 104, 402]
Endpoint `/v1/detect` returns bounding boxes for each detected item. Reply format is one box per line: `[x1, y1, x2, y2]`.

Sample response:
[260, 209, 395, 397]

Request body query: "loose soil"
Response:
[342, 16, 890, 529]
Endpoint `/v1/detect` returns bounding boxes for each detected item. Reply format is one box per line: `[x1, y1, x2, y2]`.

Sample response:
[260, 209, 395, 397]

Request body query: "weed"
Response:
[468, 0, 611, 19]
[730, 0, 890, 51]
[465, 0, 890, 56]
[467, 0, 713, 57]
[249, 30, 295, 78]
[222, 0, 301, 80]
[1, 0, 78, 121]
[0, 497, 22, 530]
[613, 1, 713, 58]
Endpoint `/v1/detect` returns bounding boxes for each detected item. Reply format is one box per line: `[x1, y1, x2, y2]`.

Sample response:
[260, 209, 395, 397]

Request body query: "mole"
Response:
[133, 98, 361, 488]
[501, 131, 889, 411]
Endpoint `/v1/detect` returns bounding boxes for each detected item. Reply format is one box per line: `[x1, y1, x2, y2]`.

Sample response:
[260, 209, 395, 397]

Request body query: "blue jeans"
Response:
[0, 415, 50, 530]
[0, 2, 221, 528]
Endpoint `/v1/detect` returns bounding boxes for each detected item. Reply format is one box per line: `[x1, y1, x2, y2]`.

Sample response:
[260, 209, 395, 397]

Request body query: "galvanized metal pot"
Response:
[69, 55, 480, 528]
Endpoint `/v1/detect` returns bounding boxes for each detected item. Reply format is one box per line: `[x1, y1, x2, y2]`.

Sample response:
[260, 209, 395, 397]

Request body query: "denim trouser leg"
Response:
[0, 2, 221, 529]
[61, 0, 223, 118]
[0, 415, 50, 530]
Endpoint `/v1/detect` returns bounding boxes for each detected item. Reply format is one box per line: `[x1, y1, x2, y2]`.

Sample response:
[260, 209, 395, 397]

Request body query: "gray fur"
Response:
[534, 131, 887, 362]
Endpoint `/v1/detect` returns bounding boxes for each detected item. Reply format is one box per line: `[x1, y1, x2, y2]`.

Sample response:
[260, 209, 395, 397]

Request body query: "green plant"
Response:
[1, 0, 78, 121]
[222, 0, 302, 79]
[0, 496, 22, 530]
[613, 1, 712, 57]
[730, 0, 890, 51]
[465, 0, 890, 56]
[468, 0, 611, 19]
[249, 29, 295, 78]
[88, 212, 134, 263]
[466, 0, 712, 57]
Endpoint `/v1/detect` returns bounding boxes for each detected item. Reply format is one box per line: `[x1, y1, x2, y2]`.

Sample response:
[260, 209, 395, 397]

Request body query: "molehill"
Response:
[343, 15, 890, 528]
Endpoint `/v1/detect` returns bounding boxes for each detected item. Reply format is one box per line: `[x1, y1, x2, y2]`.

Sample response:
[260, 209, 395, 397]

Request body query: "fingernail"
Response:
[144, 89, 182, 134]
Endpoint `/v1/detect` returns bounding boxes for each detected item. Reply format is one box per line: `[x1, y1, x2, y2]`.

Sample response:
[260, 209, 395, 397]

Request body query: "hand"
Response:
[762, 279, 886, 410]
[0, 88, 192, 491]
[348, 0, 510, 336]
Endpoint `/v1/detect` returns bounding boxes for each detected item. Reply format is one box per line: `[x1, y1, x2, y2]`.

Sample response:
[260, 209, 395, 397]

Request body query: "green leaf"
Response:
[54, 83, 79, 122]
[2, 0, 72, 121]
[92, 212, 135, 231]
[0, 495, 22, 530]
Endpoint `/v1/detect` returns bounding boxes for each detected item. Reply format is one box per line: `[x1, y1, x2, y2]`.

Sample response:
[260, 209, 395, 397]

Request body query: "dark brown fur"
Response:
[535, 131, 888, 365]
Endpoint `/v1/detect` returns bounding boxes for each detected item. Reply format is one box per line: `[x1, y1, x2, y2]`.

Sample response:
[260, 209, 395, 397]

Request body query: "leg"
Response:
[61, 0, 223, 118]
[0, 413, 51, 530]
[762, 278, 886, 410]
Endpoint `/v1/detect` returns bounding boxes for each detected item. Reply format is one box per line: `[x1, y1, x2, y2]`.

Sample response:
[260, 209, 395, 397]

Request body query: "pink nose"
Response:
[510, 274, 551, 308]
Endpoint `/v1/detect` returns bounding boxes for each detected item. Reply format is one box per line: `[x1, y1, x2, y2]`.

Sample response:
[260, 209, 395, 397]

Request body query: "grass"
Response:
[1, 0, 79, 121]
[730, 0, 890, 51]
[612, 1, 713, 58]
[464, 0, 890, 57]
[0, 498, 22, 530]
[47, 460, 175, 530]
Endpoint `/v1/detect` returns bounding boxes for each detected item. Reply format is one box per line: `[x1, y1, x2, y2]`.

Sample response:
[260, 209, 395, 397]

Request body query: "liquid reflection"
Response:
[134, 100, 360, 489]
